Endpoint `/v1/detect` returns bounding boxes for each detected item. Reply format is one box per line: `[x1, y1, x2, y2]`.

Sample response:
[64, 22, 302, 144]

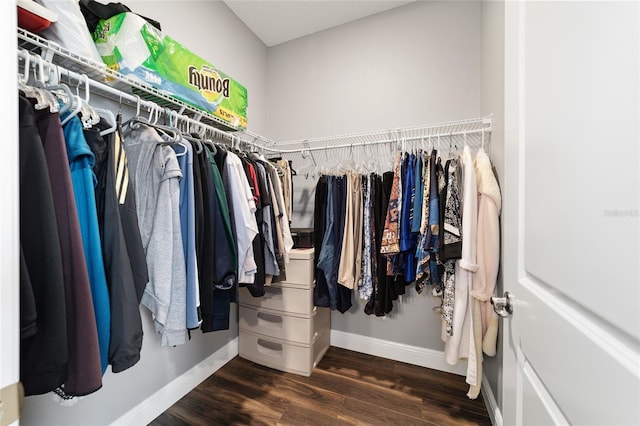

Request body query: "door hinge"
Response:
[0, 382, 23, 426]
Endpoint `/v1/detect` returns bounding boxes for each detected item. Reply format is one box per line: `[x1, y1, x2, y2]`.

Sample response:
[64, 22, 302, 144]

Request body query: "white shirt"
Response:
[225, 152, 259, 283]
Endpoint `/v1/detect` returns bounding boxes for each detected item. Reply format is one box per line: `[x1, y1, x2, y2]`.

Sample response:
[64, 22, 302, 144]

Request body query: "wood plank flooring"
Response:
[149, 347, 491, 426]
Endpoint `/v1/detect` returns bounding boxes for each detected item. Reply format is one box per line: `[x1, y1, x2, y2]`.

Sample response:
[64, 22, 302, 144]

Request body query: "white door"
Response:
[501, 1, 640, 425]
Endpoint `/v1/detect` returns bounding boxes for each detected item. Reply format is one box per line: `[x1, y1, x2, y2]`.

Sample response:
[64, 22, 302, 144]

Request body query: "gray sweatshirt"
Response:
[123, 123, 188, 346]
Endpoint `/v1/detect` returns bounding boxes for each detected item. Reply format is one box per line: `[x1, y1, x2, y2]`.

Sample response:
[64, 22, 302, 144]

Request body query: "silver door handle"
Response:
[491, 291, 514, 318]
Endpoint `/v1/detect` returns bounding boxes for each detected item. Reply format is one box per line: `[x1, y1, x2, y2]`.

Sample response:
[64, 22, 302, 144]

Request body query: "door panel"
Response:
[502, 2, 640, 425]
[521, 362, 568, 426]
[523, 1, 639, 339]
[519, 276, 640, 425]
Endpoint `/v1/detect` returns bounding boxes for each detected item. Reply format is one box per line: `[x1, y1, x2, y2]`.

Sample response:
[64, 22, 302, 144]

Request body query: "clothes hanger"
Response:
[96, 107, 117, 136]
[60, 91, 84, 126]
[23, 53, 62, 113]
[121, 95, 148, 129]
[202, 139, 217, 156]
[125, 102, 182, 144]
[163, 108, 187, 153]
[181, 130, 204, 154]
[73, 74, 100, 129]
[17, 50, 47, 109]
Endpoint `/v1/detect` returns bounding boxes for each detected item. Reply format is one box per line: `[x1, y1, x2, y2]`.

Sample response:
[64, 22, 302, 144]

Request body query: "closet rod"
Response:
[271, 126, 492, 154]
[274, 116, 492, 148]
[18, 49, 281, 154]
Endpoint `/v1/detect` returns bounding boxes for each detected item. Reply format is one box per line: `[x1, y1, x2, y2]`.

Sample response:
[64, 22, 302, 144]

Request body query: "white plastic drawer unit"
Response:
[239, 283, 313, 316]
[239, 305, 330, 344]
[238, 247, 330, 377]
[280, 248, 314, 288]
[239, 328, 330, 377]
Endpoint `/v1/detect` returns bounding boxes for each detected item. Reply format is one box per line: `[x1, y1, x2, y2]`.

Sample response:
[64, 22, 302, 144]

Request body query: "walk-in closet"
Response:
[3, 1, 639, 425]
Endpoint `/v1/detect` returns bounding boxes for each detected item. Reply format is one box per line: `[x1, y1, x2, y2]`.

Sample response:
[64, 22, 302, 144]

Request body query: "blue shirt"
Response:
[172, 142, 200, 329]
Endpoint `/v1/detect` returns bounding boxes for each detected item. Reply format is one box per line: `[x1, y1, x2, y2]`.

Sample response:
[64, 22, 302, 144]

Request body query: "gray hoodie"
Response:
[123, 123, 188, 346]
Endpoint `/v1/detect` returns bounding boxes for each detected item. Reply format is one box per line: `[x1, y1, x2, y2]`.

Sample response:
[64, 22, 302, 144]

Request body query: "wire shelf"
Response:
[275, 116, 492, 149]
[17, 27, 239, 132]
[16, 28, 492, 158]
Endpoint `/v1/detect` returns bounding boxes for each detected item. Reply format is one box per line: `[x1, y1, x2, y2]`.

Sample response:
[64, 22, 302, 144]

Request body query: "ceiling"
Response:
[222, 0, 415, 47]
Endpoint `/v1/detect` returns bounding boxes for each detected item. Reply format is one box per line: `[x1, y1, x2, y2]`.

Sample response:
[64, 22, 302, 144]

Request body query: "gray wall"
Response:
[266, 1, 482, 141]
[20, 1, 267, 425]
[266, 1, 483, 351]
[480, 0, 505, 412]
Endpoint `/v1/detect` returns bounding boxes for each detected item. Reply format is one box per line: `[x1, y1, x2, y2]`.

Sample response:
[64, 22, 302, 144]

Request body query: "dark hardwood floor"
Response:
[149, 347, 492, 426]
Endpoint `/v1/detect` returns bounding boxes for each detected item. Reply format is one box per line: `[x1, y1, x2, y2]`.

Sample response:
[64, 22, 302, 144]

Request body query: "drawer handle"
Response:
[257, 311, 283, 328]
[257, 338, 283, 357]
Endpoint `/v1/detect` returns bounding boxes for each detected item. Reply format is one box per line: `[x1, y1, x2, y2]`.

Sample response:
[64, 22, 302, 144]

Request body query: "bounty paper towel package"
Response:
[93, 12, 247, 128]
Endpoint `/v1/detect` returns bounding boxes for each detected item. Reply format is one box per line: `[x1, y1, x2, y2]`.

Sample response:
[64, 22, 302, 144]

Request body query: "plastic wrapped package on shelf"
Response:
[34, 0, 103, 64]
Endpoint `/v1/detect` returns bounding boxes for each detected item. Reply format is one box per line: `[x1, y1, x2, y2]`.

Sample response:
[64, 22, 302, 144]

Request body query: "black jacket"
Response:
[88, 120, 147, 373]
[19, 95, 69, 395]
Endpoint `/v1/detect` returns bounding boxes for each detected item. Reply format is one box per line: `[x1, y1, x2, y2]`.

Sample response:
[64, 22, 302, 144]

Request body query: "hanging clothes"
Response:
[172, 141, 201, 330]
[254, 160, 280, 282]
[206, 145, 237, 331]
[90, 119, 146, 373]
[317, 176, 338, 310]
[78, 119, 113, 375]
[365, 172, 391, 316]
[358, 174, 373, 301]
[313, 175, 331, 307]
[266, 159, 294, 265]
[276, 159, 293, 221]
[466, 148, 502, 399]
[400, 153, 417, 283]
[242, 157, 266, 290]
[411, 152, 424, 234]
[123, 122, 188, 347]
[380, 152, 402, 256]
[196, 141, 217, 331]
[334, 175, 352, 313]
[207, 146, 237, 292]
[338, 172, 363, 290]
[225, 151, 259, 284]
[19, 95, 68, 396]
[440, 157, 462, 337]
[415, 151, 432, 293]
[443, 146, 478, 388]
[58, 108, 105, 396]
[243, 156, 269, 296]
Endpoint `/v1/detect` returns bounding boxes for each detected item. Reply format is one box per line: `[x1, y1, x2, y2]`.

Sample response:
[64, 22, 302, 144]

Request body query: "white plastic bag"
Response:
[35, 0, 103, 64]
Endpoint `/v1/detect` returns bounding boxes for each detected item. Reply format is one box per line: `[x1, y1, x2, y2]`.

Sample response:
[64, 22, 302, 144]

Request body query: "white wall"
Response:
[266, 1, 483, 351]
[19, 2, 268, 425]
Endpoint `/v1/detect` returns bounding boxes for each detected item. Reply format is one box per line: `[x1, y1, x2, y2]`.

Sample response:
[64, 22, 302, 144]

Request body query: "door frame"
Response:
[501, 1, 524, 424]
[1, 2, 20, 425]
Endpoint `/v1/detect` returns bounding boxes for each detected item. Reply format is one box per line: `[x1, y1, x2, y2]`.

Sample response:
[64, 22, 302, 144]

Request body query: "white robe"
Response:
[467, 148, 502, 399]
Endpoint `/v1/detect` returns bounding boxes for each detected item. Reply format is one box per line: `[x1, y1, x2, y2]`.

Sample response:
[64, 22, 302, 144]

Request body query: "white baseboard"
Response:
[330, 330, 466, 376]
[110, 337, 239, 426]
[481, 375, 503, 426]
